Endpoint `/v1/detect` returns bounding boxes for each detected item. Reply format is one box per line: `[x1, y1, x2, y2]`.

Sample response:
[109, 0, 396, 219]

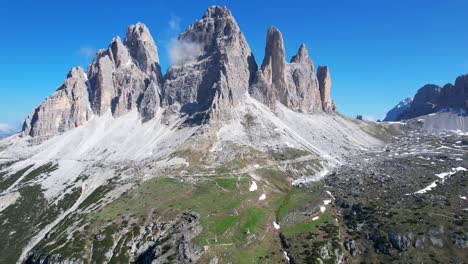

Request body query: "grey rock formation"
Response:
[131, 212, 202, 263]
[124, 23, 161, 74]
[23, 22, 163, 138]
[383, 97, 412, 121]
[22, 67, 93, 137]
[250, 27, 327, 112]
[289, 44, 322, 112]
[400, 84, 441, 120]
[317, 66, 334, 112]
[88, 23, 162, 119]
[391, 73, 468, 121]
[163, 6, 257, 122]
[388, 232, 410, 252]
[21, 6, 336, 138]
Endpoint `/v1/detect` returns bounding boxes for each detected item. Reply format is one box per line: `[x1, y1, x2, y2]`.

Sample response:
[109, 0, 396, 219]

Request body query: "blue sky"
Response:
[1, 0, 468, 132]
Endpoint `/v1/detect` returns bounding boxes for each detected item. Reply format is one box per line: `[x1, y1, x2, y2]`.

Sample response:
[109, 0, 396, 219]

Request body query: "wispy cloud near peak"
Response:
[78, 47, 96, 60]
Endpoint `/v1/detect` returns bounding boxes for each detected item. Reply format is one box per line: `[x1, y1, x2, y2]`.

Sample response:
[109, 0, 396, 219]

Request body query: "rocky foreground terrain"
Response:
[0, 5, 467, 264]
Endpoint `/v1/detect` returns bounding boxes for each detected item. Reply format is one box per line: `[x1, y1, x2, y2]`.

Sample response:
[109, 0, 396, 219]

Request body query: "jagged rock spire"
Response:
[162, 5, 258, 122]
[124, 22, 160, 74]
[250, 27, 324, 113]
[87, 22, 162, 118]
[317, 66, 333, 112]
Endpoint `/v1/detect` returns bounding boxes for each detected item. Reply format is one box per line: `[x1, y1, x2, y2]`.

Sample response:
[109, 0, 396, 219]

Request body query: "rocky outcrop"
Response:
[22, 67, 93, 137]
[162, 6, 257, 122]
[250, 27, 330, 113]
[131, 212, 202, 263]
[383, 97, 412, 122]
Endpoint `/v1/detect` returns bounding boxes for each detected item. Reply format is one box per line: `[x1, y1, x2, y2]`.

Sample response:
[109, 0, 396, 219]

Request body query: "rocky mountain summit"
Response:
[383, 97, 412, 121]
[386, 74, 468, 121]
[22, 6, 335, 138]
[250, 27, 333, 113]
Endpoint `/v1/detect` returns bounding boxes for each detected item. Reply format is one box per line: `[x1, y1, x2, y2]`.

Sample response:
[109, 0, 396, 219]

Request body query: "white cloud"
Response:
[165, 14, 203, 66]
[168, 38, 203, 65]
[0, 123, 15, 133]
[78, 47, 96, 60]
[168, 15, 181, 32]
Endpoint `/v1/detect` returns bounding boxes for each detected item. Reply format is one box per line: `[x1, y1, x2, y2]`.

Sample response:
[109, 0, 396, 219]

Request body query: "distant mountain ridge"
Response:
[385, 74, 468, 121]
[383, 97, 412, 121]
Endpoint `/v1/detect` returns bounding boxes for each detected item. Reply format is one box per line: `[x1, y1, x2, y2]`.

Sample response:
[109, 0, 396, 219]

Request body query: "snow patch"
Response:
[0, 192, 20, 212]
[273, 221, 280, 230]
[312, 216, 319, 221]
[326, 190, 335, 199]
[320, 206, 326, 213]
[249, 181, 257, 192]
[411, 167, 466, 195]
[283, 251, 290, 263]
[259, 193, 266, 201]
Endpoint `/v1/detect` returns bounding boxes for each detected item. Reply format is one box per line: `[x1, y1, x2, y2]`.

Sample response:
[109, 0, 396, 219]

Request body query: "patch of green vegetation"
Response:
[78, 184, 113, 210]
[30, 160, 296, 264]
[276, 189, 311, 221]
[0, 160, 17, 171]
[282, 212, 333, 236]
[0, 164, 34, 192]
[255, 168, 291, 192]
[240, 207, 266, 234]
[271, 147, 310, 161]
[0, 185, 52, 263]
[109, 232, 132, 263]
[92, 224, 117, 263]
[20, 162, 58, 184]
[205, 215, 239, 236]
[215, 177, 238, 189]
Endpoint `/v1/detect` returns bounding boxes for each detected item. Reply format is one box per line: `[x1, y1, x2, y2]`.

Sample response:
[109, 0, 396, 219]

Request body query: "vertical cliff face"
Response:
[22, 67, 93, 137]
[162, 6, 258, 122]
[250, 27, 330, 113]
[317, 66, 334, 112]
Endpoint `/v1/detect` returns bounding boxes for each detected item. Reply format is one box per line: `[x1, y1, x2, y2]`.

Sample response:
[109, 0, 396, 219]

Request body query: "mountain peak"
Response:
[124, 22, 159, 73]
[251, 27, 328, 113]
[291, 44, 309, 63]
[262, 26, 285, 70]
[163, 5, 256, 121]
[203, 6, 232, 19]
[66, 66, 87, 80]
